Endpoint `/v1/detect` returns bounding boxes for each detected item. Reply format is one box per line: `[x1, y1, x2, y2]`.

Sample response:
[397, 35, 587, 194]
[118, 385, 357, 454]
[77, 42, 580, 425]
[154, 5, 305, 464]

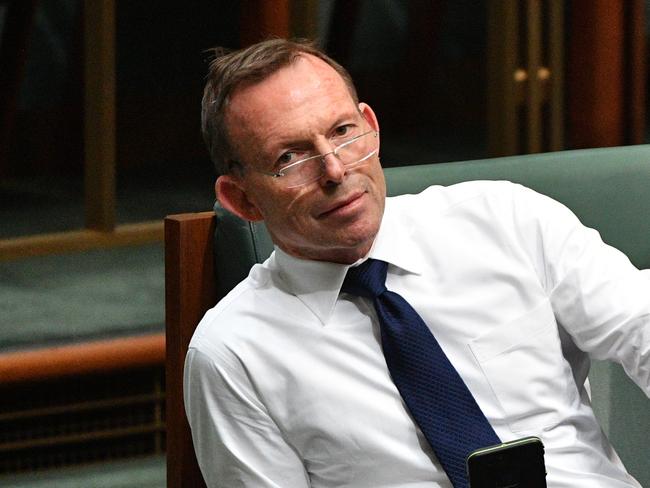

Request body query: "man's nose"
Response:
[318, 151, 346, 186]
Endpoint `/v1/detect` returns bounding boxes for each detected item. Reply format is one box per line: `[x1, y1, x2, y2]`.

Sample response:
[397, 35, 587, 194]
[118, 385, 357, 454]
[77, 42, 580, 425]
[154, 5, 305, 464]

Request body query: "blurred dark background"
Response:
[1, 0, 647, 236]
[2, 0, 492, 239]
[0, 1, 647, 485]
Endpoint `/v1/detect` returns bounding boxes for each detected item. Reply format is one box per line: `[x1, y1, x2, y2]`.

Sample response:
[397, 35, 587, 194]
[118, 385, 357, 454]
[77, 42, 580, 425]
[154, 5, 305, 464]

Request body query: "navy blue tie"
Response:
[342, 258, 500, 488]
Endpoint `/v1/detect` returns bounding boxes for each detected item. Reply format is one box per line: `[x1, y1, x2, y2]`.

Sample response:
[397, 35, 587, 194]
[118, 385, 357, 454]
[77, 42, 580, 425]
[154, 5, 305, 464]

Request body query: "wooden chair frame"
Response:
[165, 211, 216, 488]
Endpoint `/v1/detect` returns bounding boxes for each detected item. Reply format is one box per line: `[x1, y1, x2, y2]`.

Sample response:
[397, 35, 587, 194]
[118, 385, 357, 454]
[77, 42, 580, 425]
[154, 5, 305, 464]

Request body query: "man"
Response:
[185, 39, 649, 487]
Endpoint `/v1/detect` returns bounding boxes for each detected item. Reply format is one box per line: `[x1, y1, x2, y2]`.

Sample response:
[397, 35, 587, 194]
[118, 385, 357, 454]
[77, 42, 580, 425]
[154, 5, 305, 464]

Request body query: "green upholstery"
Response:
[214, 145, 650, 485]
[214, 210, 273, 300]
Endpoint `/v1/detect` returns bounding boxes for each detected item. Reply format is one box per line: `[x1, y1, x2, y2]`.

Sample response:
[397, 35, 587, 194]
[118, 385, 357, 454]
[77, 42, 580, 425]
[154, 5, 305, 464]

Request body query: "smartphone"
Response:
[466, 436, 546, 488]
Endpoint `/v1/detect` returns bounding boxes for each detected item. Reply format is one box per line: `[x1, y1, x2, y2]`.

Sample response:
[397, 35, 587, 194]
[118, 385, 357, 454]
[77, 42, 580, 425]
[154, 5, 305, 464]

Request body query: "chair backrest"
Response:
[166, 145, 650, 487]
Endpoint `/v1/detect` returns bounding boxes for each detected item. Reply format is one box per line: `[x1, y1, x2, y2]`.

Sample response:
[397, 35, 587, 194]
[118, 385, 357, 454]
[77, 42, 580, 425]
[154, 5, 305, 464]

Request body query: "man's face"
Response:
[217, 54, 386, 264]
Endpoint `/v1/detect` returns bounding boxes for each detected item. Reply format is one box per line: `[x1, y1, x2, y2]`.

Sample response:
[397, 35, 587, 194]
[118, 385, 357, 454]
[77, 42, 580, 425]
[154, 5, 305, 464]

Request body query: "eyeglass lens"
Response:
[284, 132, 377, 188]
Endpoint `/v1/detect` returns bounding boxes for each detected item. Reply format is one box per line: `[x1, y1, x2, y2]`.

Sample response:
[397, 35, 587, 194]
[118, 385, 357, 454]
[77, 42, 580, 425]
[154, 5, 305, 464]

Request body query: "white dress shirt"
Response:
[184, 181, 650, 487]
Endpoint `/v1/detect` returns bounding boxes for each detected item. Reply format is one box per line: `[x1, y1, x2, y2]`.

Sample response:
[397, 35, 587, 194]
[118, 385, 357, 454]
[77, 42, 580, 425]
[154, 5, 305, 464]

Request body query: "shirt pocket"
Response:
[469, 299, 576, 433]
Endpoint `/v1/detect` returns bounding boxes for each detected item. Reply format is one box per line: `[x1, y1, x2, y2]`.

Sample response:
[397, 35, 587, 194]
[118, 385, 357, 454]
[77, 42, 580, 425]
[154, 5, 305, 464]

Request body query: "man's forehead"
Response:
[225, 54, 355, 146]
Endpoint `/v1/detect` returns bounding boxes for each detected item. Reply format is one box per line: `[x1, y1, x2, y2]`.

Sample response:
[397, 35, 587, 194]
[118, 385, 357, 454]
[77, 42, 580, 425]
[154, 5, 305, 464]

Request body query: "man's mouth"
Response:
[317, 192, 365, 219]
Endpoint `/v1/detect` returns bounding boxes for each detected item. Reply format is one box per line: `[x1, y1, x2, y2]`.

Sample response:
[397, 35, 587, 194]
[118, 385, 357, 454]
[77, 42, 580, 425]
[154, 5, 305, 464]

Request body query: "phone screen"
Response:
[466, 436, 546, 488]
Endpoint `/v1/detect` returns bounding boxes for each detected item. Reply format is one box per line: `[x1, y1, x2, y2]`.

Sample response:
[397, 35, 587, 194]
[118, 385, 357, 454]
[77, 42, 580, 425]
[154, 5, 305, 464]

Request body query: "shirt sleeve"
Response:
[184, 346, 311, 488]
[511, 184, 650, 396]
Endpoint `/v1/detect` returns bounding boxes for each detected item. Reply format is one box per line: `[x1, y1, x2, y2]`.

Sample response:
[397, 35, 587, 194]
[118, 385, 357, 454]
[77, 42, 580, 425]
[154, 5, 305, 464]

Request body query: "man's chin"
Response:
[285, 233, 375, 263]
[326, 230, 378, 260]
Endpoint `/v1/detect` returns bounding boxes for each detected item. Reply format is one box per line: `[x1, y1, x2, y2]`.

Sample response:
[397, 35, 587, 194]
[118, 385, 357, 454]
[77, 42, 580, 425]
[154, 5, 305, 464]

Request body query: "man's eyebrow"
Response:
[256, 137, 305, 168]
[262, 110, 362, 157]
[268, 134, 311, 153]
[328, 111, 363, 131]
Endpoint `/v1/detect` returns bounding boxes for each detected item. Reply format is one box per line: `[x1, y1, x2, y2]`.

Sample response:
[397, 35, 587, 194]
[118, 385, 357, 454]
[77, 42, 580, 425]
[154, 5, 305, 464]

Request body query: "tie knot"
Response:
[342, 258, 388, 298]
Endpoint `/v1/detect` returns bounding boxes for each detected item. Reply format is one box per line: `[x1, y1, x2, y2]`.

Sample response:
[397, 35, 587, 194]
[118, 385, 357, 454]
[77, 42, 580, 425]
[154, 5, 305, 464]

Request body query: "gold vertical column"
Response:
[488, 0, 564, 156]
[526, 0, 543, 153]
[84, 0, 116, 232]
[487, 1, 519, 156]
[547, 0, 564, 151]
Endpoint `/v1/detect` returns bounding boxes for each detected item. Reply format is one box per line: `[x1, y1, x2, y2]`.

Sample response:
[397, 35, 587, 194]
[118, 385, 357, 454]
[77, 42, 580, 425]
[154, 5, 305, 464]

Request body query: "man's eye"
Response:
[278, 152, 297, 166]
[277, 151, 309, 169]
[334, 125, 353, 137]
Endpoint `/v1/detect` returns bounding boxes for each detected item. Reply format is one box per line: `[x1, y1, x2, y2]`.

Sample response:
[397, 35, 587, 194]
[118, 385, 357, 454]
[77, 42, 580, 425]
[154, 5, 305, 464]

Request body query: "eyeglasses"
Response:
[255, 130, 379, 188]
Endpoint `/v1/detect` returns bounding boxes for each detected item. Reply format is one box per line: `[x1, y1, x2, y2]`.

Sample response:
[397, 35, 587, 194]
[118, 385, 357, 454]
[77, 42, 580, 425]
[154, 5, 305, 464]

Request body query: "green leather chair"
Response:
[166, 145, 650, 487]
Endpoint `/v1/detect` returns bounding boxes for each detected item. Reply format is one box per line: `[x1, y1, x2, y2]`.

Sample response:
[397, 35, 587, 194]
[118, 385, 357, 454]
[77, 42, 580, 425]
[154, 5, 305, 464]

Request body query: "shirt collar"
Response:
[273, 196, 421, 325]
[368, 196, 421, 276]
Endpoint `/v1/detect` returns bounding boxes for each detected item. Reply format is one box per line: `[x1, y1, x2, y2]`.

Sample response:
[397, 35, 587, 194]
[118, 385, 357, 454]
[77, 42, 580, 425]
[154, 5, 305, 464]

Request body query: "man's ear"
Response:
[359, 102, 380, 133]
[215, 175, 264, 222]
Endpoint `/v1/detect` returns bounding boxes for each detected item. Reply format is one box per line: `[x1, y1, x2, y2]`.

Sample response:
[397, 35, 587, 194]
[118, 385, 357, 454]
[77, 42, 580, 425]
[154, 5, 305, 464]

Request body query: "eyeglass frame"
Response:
[251, 129, 379, 187]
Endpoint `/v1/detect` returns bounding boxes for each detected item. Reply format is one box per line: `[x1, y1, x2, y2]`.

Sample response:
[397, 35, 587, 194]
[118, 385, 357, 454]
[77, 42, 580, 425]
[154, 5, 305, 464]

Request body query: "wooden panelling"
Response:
[240, 0, 290, 46]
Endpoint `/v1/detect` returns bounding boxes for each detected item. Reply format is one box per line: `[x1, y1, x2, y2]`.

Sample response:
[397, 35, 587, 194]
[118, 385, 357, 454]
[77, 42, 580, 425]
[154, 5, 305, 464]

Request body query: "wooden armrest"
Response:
[0, 333, 165, 384]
